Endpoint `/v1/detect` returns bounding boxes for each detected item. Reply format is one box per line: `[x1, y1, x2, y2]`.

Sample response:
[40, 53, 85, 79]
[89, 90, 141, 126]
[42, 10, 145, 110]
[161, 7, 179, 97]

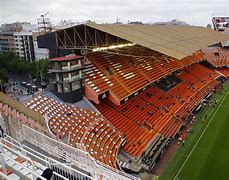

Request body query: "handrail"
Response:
[21, 125, 140, 180]
[2, 136, 94, 180]
[0, 142, 47, 180]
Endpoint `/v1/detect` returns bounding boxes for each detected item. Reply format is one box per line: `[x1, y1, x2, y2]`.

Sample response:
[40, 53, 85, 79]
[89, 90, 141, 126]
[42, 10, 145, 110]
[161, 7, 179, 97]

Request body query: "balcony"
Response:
[62, 66, 69, 71]
[49, 65, 84, 73]
[50, 75, 83, 84]
[63, 77, 70, 82]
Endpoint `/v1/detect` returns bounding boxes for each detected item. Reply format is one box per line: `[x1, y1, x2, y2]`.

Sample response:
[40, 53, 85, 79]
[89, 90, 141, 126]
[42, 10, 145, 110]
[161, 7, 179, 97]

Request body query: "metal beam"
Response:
[74, 28, 85, 46]
[64, 30, 75, 47]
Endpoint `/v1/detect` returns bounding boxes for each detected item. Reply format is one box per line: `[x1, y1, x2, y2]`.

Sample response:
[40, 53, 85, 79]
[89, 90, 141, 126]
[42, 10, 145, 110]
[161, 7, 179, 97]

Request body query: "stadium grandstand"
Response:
[1, 22, 229, 179]
[203, 17, 229, 78]
[203, 47, 229, 77]
[203, 47, 229, 67]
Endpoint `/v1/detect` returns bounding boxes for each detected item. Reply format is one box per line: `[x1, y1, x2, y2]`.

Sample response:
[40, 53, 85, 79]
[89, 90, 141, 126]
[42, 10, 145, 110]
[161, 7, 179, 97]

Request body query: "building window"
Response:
[63, 84, 70, 93]
[72, 81, 81, 91]
[57, 84, 62, 93]
[62, 62, 69, 71]
[71, 71, 80, 81]
[70, 60, 80, 69]
[63, 73, 70, 82]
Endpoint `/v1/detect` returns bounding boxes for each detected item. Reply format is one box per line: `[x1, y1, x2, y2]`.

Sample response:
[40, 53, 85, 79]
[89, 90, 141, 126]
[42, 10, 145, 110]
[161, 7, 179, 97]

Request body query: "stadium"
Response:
[1, 19, 229, 180]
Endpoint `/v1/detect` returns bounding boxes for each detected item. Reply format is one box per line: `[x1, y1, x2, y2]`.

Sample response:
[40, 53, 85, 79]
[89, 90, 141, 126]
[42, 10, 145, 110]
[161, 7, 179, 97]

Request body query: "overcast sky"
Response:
[1, 0, 229, 26]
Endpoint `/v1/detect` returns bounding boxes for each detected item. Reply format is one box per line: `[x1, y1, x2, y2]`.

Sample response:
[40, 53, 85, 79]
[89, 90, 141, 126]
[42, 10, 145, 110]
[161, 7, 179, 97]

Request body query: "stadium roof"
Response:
[86, 23, 229, 59]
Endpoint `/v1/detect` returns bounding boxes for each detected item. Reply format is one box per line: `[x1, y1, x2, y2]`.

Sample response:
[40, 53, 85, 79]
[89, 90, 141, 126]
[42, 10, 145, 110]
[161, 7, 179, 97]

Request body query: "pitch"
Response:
[161, 82, 229, 180]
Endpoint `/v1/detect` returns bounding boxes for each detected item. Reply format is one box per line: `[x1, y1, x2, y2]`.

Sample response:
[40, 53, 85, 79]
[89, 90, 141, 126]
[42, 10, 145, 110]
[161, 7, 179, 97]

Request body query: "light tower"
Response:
[37, 12, 52, 34]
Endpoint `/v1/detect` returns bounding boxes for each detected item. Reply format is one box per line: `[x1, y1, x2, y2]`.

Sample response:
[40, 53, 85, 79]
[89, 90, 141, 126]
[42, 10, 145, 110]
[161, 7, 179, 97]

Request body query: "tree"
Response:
[37, 59, 49, 81]
[0, 69, 9, 83]
[0, 53, 49, 82]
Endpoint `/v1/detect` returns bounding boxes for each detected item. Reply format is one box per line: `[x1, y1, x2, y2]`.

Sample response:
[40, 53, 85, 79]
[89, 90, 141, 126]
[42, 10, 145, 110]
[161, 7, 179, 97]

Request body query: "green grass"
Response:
[160, 82, 229, 180]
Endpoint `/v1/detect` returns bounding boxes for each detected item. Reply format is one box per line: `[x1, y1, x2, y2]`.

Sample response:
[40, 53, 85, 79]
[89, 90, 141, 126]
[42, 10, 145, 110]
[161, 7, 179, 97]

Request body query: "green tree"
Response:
[37, 59, 49, 81]
[0, 53, 49, 82]
[0, 69, 9, 83]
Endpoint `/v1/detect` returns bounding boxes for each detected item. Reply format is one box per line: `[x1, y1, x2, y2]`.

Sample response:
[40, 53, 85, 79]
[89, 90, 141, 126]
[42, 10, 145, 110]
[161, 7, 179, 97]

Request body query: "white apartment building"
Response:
[1, 22, 49, 61]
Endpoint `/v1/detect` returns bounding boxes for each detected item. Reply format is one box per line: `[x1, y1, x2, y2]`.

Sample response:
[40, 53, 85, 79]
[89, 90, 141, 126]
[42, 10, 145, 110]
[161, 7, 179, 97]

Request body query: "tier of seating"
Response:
[97, 101, 158, 159]
[94, 63, 220, 160]
[85, 51, 204, 105]
[217, 68, 229, 77]
[181, 63, 219, 86]
[203, 47, 229, 67]
[25, 96, 123, 168]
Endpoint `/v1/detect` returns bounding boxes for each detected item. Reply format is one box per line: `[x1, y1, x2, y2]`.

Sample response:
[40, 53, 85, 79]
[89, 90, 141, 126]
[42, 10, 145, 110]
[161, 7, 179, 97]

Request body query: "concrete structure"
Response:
[49, 54, 84, 103]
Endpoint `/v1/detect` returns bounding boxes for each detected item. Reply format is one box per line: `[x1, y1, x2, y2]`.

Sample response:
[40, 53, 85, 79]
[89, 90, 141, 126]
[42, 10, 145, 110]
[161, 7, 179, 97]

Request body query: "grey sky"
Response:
[1, 0, 229, 26]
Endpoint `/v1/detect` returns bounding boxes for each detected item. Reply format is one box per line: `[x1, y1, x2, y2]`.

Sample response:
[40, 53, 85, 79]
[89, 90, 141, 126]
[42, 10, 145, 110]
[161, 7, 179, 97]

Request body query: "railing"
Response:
[2, 135, 93, 180]
[21, 125, 140, 180]
[63, 77, 71, 82]
[71, 64, 81, 70]
[21, 125, 97, 173]
[62, 66, 69, 71]
[0, 172, 11, 180]
[0, 139, 48, 180]
[71, 75, 80, 81]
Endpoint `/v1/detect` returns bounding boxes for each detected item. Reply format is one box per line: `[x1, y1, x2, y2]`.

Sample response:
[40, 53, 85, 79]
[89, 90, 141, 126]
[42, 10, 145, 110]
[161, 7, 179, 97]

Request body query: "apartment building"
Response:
[0, 32, 16, 53]
[14, 31, 35, 61]
[0, 22, 49, 61]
